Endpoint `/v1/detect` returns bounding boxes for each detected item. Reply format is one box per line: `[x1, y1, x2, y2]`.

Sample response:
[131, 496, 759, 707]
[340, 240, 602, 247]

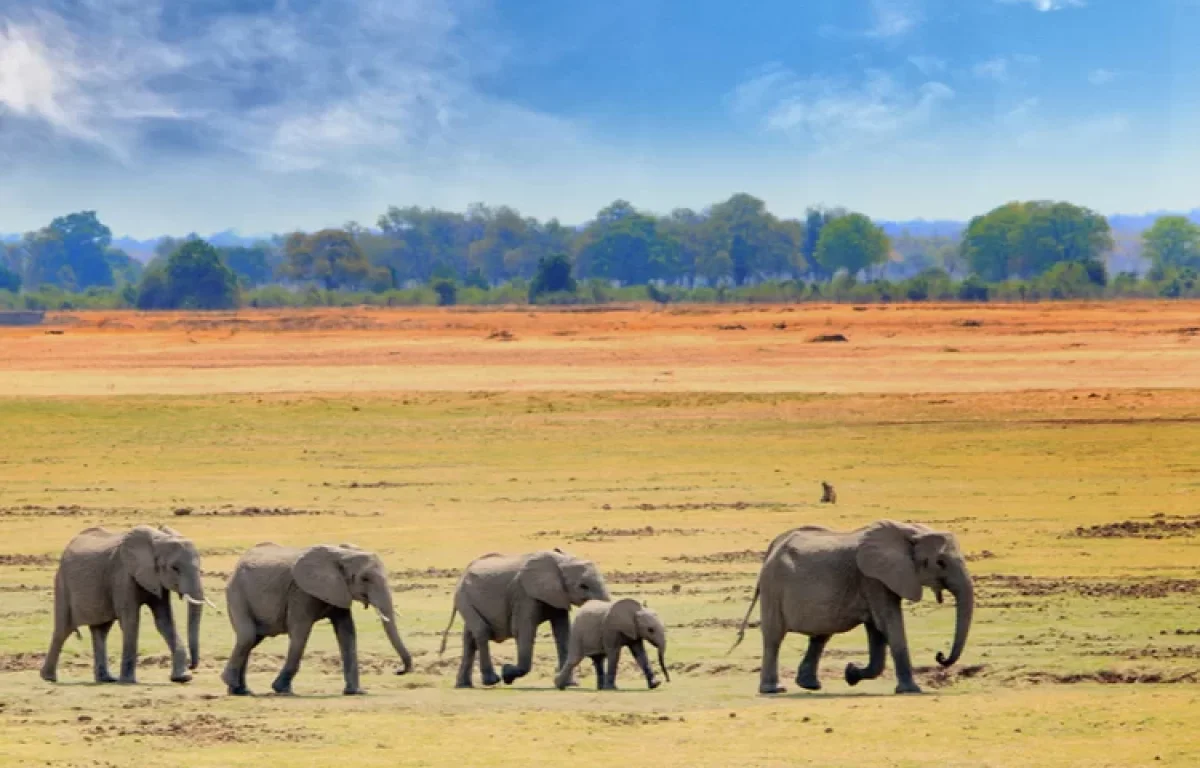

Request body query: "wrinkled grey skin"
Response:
[40, 525, 208, 685]
[553, 598, 670, 691]
[221, 542, 413, 696]
[439, 549, 610, 688]
[730, 520, 975, 695]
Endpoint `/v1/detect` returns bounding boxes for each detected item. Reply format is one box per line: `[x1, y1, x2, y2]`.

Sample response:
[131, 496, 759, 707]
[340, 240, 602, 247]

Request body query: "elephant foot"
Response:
[343, 687, 366, 696]
[117, 676, 137, 685]
[895, 681, 923, 695]
[844, 663, 863, 687]
[271, 680, 295, 696]
[758, 683, 787, 695]
[454, 679, 474, 689]
[39, 668, 57, 684]
[480, 670, 501, 687]
[500, 665, 524, 685]
[648, 679, 661, 690]
[795, 672, 821, 691]
[170, 673, 193, 684]
[227, 685, 253, 696]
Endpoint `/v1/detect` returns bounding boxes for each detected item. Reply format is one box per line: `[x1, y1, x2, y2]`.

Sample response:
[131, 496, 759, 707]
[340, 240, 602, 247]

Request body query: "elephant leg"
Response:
[223, 632, 261, 696]
[330, 609, 364, 695]
[876, 599, 920, 694]
[629, 640, 660, 690]
[90, 622, 117, 683]
[272, 619, 314, 695]
[455, 629, 477, 689]
[475, 630, 501, 687]
[502, 621, 538, 686]
[549, 610, 578, 688]
[796, 634, 830, 691]
[553, 650, 583, 691]
[602, 645, 621, 690]
[148, 595, 190, 683]
[590, 655, 606, 690]
[845, 621, 888, 686]
[758, 614, 787, 695]
[117, 604, 141, 684]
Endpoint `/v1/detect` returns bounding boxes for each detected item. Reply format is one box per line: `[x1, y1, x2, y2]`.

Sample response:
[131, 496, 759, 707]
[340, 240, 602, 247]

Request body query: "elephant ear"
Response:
[605, 599, 643, 640]
[517, 551, 569, 610]
[913, 531, 953, 566]
[120, 526, 163, 598]
[293, 546, 353, 608]
[856, 521, 925, 602]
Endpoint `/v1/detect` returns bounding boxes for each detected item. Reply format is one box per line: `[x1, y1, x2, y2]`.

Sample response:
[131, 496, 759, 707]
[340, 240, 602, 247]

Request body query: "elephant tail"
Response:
[727, 583, 760, 655]
[437, 604, 459, 657]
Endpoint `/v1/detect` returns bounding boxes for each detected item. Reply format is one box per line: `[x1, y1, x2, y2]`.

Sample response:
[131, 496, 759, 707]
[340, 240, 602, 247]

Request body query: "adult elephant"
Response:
[40, 525, 212, 685]
[730, 520, 974, 695]
[220, 543, 413, 696]
[439, 549, 610, 688]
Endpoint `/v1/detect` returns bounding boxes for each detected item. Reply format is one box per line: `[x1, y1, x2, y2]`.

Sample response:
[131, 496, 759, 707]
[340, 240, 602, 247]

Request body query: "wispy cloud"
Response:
[908, 55, 948, 76]
[997, 0, 1086, 11]
[729, 64, 953, 148]
[867, 0, 921, 38]
[0, 0, 582, 178]
[973, 54, 1039, 83]
[1088, 68, 1117, 86]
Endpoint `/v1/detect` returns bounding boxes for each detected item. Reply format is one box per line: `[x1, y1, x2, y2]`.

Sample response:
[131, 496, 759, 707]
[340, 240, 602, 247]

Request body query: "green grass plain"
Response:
[1, 306, 1199, 767]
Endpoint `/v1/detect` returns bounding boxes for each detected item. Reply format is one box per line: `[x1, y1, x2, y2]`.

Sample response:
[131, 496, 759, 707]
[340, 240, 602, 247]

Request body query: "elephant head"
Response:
[292, 545, 413, 674]
[856, 521, 975, 668]
[607, 599, 670, 683]
[518, 550, 610, 610]
[121, 525, 210, 670]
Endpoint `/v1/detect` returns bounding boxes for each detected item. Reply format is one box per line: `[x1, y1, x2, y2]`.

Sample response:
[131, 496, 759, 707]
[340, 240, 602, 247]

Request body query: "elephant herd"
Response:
[37, 519, 974, 698]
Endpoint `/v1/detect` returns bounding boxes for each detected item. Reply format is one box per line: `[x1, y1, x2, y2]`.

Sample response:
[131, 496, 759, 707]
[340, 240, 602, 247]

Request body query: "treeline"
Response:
[2, 195, 1199, 311]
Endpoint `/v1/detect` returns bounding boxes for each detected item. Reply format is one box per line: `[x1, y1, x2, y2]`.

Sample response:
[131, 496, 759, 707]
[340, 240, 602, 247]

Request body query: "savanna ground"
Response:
[0, 301, 1198, 767]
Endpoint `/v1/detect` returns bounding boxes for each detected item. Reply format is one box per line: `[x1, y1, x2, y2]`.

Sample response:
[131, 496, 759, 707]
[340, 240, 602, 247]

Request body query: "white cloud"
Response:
[997, 0, 1086, 10]
[0, 0, 585, 181]
[1088, 68, 1117, 85]
[729, 65, 953, 148]
[867, 0, 921, 38]
[973, 55, 1039, 83]
[908, 55, 947, 76]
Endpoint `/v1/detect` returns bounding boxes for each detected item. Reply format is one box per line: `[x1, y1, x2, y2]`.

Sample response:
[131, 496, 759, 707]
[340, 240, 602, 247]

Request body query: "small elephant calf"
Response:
[554, 598, 670, 691]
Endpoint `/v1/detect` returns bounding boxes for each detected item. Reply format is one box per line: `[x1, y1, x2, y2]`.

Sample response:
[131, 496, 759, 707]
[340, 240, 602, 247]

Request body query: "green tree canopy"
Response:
[1142, 216, 1200, 275]
[281, 229, 371, 290]
[529, 253, 577, 301]
[813, 213, 890, 277]
[219, 243, 276, 287]
[574, 200, 681, 285]
[167, 240, 239, 309]
[961, 201, 1113, 281]
[0, 263, 20, 293]
[23, 211, 117, 290]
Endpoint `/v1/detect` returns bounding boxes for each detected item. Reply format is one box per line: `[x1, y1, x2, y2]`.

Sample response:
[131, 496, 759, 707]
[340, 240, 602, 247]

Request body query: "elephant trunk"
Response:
[936, 567, 974, 668]
[369, 583, 413, 675]
[187, 600, 202, 670]
[657, 646, 670, 683]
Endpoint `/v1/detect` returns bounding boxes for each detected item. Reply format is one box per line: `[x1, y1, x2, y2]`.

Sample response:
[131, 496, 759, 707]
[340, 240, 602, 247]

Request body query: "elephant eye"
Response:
[936, 557, 947, 569]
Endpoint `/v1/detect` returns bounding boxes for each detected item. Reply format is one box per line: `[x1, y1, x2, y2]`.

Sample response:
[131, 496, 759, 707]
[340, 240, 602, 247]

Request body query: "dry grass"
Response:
[0, 303, 1199, 766]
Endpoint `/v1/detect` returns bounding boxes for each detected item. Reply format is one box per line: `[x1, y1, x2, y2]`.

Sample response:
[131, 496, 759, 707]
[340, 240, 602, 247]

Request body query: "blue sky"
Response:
[1, 0, 1198, 237]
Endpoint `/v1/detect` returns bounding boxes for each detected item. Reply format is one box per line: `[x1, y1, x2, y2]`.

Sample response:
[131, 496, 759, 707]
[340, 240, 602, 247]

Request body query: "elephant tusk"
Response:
[374, 606, 391, 624]
[935, 587, 944, 605]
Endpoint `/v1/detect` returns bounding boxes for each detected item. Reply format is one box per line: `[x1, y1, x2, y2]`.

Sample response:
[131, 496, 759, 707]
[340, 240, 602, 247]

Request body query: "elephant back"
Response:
[62, 527, 122, 559]
[458, 553, 527, 642]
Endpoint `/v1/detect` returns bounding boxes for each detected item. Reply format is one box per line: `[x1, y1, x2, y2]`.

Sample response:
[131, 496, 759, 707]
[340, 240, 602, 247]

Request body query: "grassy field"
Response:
[1, 303, 1198, 767]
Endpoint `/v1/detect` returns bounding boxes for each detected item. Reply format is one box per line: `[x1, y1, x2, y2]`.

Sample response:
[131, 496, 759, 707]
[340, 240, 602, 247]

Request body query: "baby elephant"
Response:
[554, 599, 670, 691]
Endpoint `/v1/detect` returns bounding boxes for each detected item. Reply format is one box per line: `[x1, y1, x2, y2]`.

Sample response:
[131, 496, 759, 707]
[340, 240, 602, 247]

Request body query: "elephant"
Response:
[730, 520, 974, 695]
[40, 525, 212, 685]
[553, 598, 670, 691]
[438, 549, 610, 688]
[220, 542, 413, 696]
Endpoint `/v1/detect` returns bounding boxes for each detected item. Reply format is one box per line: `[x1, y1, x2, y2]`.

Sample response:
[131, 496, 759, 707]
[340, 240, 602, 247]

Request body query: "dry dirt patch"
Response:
[1069, 514, 1200, 539]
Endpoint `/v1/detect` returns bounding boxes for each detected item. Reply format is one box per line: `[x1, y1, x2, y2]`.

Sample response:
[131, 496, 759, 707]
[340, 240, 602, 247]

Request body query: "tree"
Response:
[432, 278, 457, 306]
[165, 240, 239, 309]
[25, 211, 116, 289]
[1143, 216, 1200, 276]
[704, 194, 802, 285]
[219, 244, 275, 287]
[813, 213, 889, 278]
[803, 207, 845, 279]
[281, 229, 371, 290]
[529, 253, 577, 301]
[574, 200, 680, 285]
[961, 201, 1112, 281]
[0, 263, 20, 293]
